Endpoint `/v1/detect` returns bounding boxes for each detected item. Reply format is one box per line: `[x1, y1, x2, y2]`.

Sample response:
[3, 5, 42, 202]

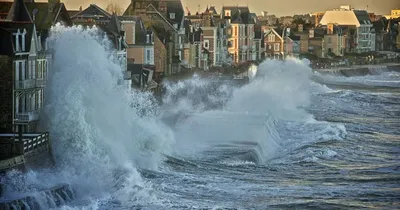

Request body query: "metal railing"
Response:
[22, 133, 49, 153]
[15, 78, 46, 89]
[15, 110, 40, 123]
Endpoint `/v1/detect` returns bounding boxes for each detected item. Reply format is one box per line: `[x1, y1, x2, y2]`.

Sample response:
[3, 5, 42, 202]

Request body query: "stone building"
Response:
[0, 0, 48, 133]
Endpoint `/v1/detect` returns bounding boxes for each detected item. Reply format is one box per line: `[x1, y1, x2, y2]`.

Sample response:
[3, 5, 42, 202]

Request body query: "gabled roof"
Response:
[0, 1, 72, 30]
[165, 0, 184, 29]
[354, 10, 372, 25]
[123, 0, 185, 30]
[0, 21, 35, 54]
[221, 6, 254, 24]
[7, 0, 32, 22]
[71, 4, 111, 20]
[263, 28, 283, 41]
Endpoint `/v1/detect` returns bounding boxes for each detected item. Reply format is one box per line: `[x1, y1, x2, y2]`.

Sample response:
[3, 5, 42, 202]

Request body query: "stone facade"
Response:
[0, 56, 13, 133]
[153, 33, 167, 82]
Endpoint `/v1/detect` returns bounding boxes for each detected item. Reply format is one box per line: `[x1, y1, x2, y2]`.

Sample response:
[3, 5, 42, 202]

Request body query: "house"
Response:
[253, 24, 263, 61]
[123, 0, 185, 76]
[383, 9, 400, 20]
[221, 6, 256, 63]
[322, 23, 346, 56]
[0, 0, 47, 133]
[71, 5, 131, 88]
[0, 0, 72, 50]
[186, 6, 230, 67]
[98, 14, 130, 88]
[319, 8, 375, 52]
[289, 36, 300, 56]
[119, 16, 154, 65]
[373, 17, 400, 51]
[263, 28, 284, 59]
[70, 4, 111, 26]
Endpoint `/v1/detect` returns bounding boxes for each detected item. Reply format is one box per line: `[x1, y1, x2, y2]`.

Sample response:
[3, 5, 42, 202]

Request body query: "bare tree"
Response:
[105, 1, 123, 15]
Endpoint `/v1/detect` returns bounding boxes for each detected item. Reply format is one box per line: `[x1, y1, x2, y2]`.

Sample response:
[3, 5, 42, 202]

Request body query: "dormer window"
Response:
[118, 37, 122, 50]
[146, 34, 150, 44]
[225, 10, 231, 17]
[170, 13, 175, 19]
[21, 29, 26, 52]
[173, 23, 178, 29]
[38, 35, 42, 51]
[13, 29, 21, 52]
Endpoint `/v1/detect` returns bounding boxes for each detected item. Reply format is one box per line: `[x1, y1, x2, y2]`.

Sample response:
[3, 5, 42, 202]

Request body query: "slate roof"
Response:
[354, 10, 372, 25]
[221, 6, 254, 24]
[6, 0, 32, 22]
[71, 4, 111, 20]
[0, 1, 72, 30]
[288, 35, 300, 41]
[0, 21, 35, 55]
[123, 0, 185, 30]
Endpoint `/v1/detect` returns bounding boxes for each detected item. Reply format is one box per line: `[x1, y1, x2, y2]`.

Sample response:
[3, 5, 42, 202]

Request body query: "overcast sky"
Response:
[36, 0, 399, 16]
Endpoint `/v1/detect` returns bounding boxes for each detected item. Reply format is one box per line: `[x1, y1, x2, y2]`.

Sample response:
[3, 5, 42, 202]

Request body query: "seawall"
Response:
[0, 184, 74, 210]
[314, 63, 400, 77]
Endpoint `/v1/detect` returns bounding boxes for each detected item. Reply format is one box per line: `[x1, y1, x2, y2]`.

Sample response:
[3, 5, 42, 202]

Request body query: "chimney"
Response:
[79, 6, 82, 12]
[298, 24, 303, 32]
[327, 23, 334, 35]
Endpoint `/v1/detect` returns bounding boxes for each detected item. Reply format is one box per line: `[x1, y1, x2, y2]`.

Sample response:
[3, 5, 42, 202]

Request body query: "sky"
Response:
[36, 0, 399, 16]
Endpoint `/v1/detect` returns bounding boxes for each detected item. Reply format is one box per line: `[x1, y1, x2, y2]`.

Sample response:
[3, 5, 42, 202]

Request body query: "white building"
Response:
[319, 8, 375, 52]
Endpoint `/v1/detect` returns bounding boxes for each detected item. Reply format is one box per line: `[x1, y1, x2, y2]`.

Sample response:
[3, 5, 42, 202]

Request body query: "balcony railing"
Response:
[241, 45, 249, 51]
[15, 110, 40, 123]
[15, 79, 46, 89]
[123, 71, 131, 80]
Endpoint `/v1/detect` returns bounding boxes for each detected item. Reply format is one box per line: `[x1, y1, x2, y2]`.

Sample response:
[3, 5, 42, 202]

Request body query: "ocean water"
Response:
[1, 25, 399, 209]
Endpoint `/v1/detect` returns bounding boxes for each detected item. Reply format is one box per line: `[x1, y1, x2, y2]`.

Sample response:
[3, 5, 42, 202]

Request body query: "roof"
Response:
[123, 0, 185, 30]
[263, 28, 283, 41]
[71, 4, 111, 20]
[221, 6, 254, 24]
[0, 1, 72, 30]
[7, 0, 32, 22]
[288, 35, 300, 41]
[0, 21, 34, 54]
[319, 10, 371, 27]
[354, 10, 372, 25]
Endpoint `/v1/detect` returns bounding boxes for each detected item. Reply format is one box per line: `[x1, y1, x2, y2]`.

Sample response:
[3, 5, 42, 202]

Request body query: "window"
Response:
[204, 40, 209, 49]
[146, 50, 151, 63]
[328, 37, 332, 44]
[268, 44, 272, 50]
[234, 27, 237, 36]
[169, 13, 175, 19]
[245, 39, 248, 45]
[268, 34, 275, 42]
[173, 23, 178, 29]
[234, 39, 237, 48]
[274, 43, 280, 51]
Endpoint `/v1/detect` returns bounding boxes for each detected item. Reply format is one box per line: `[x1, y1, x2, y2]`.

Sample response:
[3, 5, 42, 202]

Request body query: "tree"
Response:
[105, 1, 123, 15]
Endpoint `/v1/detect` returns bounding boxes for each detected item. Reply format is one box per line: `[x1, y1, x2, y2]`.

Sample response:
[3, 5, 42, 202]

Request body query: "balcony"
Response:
[15, 110, 40, 123]
[175, 43, 183, 49]
[36, 78, 46, 87]
[15, 79, 46, 90]
[123, 71, 132, 80]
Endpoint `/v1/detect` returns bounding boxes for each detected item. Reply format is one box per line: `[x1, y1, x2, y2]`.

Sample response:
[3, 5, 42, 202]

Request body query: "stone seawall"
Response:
[314, 64, 400, 77]
[0, 184, 74, 210]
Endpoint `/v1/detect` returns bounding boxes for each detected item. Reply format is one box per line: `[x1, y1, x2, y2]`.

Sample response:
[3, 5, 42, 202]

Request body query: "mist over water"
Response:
[2, 25, 398, 209]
